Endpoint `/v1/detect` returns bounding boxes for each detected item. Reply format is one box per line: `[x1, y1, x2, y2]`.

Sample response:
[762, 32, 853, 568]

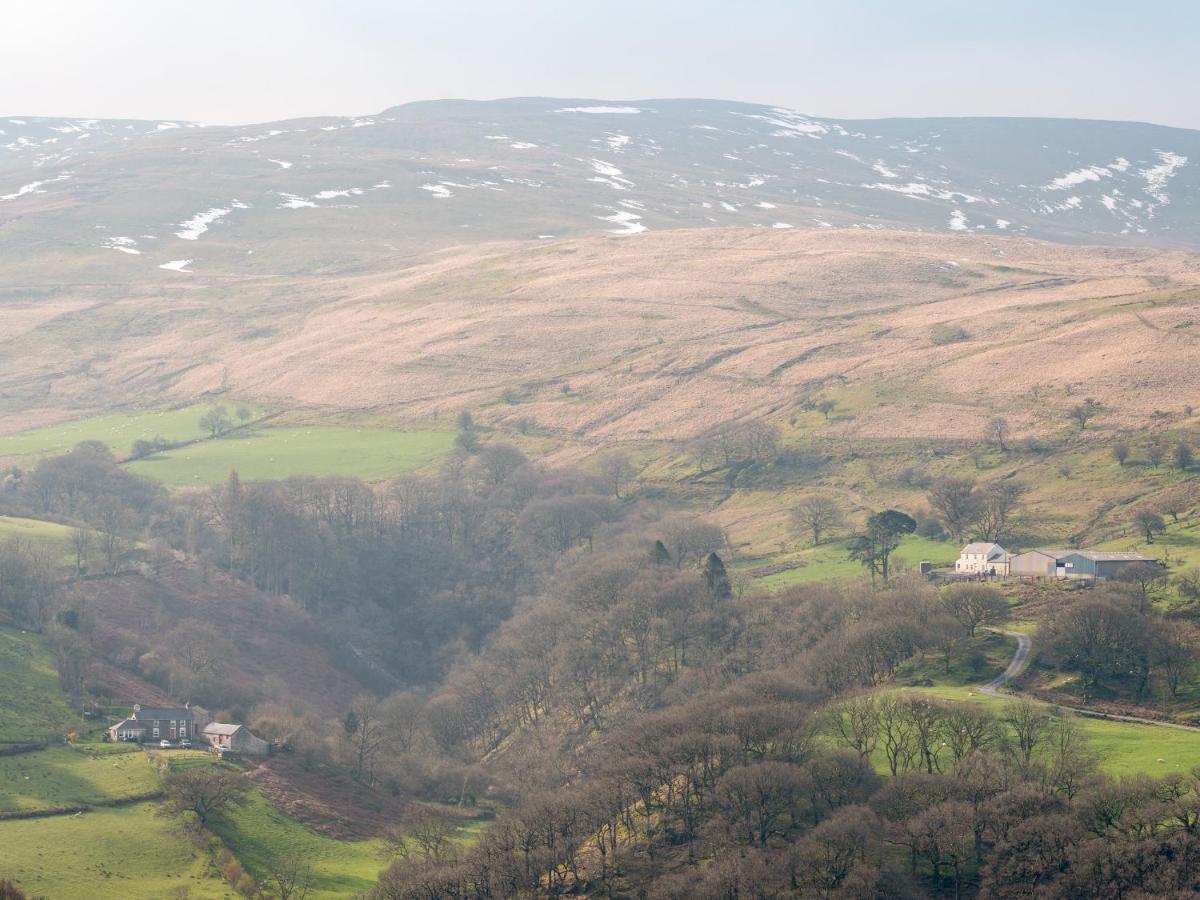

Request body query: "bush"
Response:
[914, 512, 945, 539]
[930, 324, 971, 345]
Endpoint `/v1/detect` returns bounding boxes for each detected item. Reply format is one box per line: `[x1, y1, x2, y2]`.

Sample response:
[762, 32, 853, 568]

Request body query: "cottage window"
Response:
[153, 727, 159, 737]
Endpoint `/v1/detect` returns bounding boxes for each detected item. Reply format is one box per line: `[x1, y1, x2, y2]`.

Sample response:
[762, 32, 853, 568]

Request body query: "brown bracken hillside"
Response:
[3, 228, 1198, 441]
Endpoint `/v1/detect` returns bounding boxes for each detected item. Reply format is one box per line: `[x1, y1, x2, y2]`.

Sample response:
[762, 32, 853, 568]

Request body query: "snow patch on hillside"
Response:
[557, 106, 643, 114]
[861, 181, 985, 203]
[230, 129, 286, 144]
[1140, 151, 1187, 204]
[599, 207, 647, 234]
[175, 207, 232, 240]
[948, 210, 969, 231]
[0, 171, 72, 201]
[102, 236, 142, 255]
[159, 259, 192, 272]
[588, 159, 634, 190]
[277, 182, 392, 208]
[278, 192, 318, 208]
[314, 188, 364, 200]
[268, 159, 293, 169]
[736, 108, 828, 139]
[1045, 165, 1112, 190]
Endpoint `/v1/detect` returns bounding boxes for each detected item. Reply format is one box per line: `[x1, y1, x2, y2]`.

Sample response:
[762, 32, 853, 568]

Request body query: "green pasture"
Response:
[1096, 517, 1200, 571]
[210, 790, 387, 899]
[0, 626, 77, 743]
[753, 534, 959, 590]
[0, 514, 76, 550]
[913, 684, 1200, 776]
[0, 745, 158, 813]
[0, 801, 233, 899]
[0, 404, 235, 460]
[127, 426, 455, 485]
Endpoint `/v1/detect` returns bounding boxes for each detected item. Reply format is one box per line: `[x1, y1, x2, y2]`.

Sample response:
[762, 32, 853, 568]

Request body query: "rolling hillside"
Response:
[0, 98, 1196, 291]
[1, 227, 1197, 443]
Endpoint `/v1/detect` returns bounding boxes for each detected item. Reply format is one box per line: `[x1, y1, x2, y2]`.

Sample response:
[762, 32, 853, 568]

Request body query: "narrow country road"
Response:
[980, 629, 1200, 733]
[979, 631, 1032, 696]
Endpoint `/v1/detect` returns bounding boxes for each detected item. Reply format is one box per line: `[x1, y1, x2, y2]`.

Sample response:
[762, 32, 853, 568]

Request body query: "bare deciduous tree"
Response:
[790, 495, 845, 546]
[927, 478, 979, 543]
[985, 416, 1010, 452]
[596, 450, 636, 499]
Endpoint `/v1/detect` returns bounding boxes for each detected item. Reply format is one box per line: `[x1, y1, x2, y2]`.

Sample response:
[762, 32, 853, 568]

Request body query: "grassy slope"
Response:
[126, 426, 455, 485]
[917, 684, 1200, 776]
[745, 534, 959, 590]
[211, 790, 386, 899]
[0, 745, 158, 812]
[0, 404, 226, 460]
[0, 626, 76, 743]
[0, 514, 76, 550]
[1096, 516, 1200, 569]
[0, 801, 233, 899]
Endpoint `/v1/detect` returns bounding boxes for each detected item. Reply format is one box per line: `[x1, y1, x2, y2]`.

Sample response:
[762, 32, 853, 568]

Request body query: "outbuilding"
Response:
[1008, 549, 1155, 581]
[202, 723, 269, 756]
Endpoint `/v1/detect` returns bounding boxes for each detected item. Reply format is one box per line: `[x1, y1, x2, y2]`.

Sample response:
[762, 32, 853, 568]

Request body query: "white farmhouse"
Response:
[955, 542, 1010, 576]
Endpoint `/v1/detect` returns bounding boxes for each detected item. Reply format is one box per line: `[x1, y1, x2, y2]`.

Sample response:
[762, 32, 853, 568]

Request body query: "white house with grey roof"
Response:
[955, 542, 1010, 576]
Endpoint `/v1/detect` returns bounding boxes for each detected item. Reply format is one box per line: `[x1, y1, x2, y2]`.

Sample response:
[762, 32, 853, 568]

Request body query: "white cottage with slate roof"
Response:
[955, 543, 1010, 576]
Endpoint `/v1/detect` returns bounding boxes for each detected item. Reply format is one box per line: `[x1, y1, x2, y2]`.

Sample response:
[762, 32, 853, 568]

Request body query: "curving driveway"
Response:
[980, 630, 1200, 733]
[979, 630, 1032, 695]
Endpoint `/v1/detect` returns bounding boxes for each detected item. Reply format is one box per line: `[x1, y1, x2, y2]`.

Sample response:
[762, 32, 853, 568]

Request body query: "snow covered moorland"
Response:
[0, 99, 1196, 279]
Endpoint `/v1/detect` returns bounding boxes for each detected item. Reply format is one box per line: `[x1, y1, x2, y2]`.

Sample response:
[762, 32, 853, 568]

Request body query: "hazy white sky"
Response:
[3, 0, 1198, 129]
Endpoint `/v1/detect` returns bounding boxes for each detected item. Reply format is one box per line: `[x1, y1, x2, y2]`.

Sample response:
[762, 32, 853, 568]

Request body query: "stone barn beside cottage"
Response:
[202, 723, 269, 756]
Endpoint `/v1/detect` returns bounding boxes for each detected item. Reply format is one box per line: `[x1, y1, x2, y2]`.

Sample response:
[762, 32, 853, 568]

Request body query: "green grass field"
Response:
[210, 790, 386, 899]
[0, 801, 233, 899]
[0, 745, 159, 812]
[753, 534, 959, 590]
[0, 514, 76, 550]
[0, 404, 238, 461]
[915, 684, 1200, 776]
[127, 426, 455, 485]
[1096, 517, 1200, 570]
[0, 626, 77, 744]
[893, 632, 1015, 686]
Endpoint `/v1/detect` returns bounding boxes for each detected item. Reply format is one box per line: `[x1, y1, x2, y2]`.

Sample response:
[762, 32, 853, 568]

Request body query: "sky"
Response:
[3, 0, 1198, 129]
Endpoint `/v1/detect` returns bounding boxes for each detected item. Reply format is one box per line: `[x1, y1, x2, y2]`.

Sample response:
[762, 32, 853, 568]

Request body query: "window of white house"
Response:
[153, 727, 159, 737]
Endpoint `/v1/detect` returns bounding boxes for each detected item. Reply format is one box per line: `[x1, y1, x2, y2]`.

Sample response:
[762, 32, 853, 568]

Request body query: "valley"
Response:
[2, 97, 1200, 899]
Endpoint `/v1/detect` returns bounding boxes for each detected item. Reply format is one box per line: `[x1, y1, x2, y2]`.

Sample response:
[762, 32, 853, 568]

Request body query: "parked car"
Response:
[179, 739, 192, 749]
[159, 739, 174, 749]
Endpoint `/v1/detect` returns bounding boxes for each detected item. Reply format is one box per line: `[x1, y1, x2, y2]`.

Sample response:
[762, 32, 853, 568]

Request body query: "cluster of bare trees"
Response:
[927, 476, 1024, 544]
[181, 445, 650, 683]
[1113, 435, 1195, 470]
[1, 441, 166, 575]
[0, 539, 58, 630]
[1041, 586, 1199, 700]
[831, 694, 1094, 789]
[373, 645, 1200, 899]
[691, 420, 780, 473]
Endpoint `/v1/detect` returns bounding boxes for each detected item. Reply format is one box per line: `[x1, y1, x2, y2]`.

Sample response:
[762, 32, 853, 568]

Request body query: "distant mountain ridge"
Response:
[0, 98, 1197, 282]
